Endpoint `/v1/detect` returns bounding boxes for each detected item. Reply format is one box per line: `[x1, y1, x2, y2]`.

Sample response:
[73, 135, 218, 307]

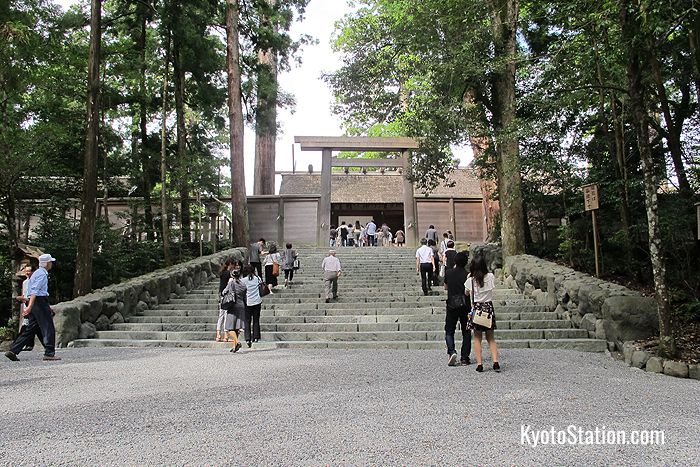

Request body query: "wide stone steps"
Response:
[110, 319, 572, 333]
[70, 338, 607, 352]
[72, 247, 606, 352]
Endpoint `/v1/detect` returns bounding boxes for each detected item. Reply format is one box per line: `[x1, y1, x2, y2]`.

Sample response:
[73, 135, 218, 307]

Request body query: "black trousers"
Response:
[284, 269, 294, 281]
[250, 261, 262, 278]
[245, 303, 261, 342]
[11, 297, 55, 357]
[445, 304, 471, 360]
[419, 263, 434, 294]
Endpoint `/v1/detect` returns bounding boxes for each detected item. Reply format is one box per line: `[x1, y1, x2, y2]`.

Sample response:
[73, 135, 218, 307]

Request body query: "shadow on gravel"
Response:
[0, 375, 51, 388]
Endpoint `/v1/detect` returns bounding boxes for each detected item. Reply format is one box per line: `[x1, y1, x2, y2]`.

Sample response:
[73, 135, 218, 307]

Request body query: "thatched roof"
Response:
[279, 169, 482, 203]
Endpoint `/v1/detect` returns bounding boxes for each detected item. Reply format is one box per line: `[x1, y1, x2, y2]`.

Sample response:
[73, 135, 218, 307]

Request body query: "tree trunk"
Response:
[74, 0, 102, 298]
[160, 34, 172, 266]
[253, 0, 278, 195]
[486, 0, 525, 259]
[689, 2, 700, 105]
[611, 97, 632, 234]
[621, 0, 677, 358]
[471, 136, 500, 242]
[138, 9, 155, 240]
[226, 0, 250, 247]
[648, 52, 691, 195]
[173, 41, 190, 243]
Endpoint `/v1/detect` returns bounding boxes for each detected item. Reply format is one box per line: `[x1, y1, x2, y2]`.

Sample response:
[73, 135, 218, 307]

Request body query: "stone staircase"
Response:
[72, 247, 607, 351]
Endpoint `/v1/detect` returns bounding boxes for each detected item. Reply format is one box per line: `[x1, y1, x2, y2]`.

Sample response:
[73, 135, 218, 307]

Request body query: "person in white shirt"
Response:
[321, 250, 342, 302]
[465, 254, 500, 373]
[415, 238, 435, 295]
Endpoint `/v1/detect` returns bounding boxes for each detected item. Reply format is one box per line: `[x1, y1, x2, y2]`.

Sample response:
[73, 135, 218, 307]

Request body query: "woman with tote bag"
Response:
[465, 254, 500, 373]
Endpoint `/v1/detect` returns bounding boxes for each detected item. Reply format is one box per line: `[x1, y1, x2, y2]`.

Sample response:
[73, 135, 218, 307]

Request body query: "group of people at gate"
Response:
[329, 220, 406, 248]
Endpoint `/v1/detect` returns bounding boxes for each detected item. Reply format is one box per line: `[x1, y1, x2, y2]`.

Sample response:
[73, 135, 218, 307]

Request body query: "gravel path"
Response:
[1, 347, 698, 466]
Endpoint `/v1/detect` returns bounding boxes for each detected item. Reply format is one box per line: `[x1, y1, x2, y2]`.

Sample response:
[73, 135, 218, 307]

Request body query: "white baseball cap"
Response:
[38, 253, 57, 263]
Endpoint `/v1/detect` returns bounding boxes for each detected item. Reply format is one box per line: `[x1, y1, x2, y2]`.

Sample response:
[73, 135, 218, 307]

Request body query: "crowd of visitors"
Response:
[414, 225, 499, 372]
[217, 238, 300, 352]
[328, 219, 410, 248]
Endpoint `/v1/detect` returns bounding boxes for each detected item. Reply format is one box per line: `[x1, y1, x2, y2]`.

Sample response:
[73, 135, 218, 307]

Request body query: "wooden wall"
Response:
[416, 199, 485, 243]
[247, 196, 319, 246]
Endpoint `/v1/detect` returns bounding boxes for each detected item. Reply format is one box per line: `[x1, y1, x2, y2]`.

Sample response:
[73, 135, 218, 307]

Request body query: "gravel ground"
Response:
[0, 347, 698, 466]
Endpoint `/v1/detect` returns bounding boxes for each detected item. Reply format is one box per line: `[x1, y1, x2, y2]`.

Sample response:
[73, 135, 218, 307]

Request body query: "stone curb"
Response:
[621, 341, 699, 380]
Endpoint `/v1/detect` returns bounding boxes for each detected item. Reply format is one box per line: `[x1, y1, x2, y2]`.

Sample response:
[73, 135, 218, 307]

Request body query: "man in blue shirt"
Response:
[6, 253, 61, 362]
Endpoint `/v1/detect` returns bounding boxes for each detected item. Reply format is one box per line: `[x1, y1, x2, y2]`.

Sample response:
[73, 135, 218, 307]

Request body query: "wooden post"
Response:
[278, 197, 285, 246]
[318, 149, 332, 247]
[582, 183, 601, 277]
[591, 209, 600, 277]
[449, 197, 456, 238]
[402, 150, 417, 247]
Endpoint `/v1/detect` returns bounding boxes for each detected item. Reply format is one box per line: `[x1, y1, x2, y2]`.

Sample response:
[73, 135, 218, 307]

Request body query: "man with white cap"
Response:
[321, 249, 342, 303]
[6, 253, 61, 362]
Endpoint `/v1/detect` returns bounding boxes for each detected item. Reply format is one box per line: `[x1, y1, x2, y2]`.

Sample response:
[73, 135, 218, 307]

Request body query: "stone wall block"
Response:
[645, 357, 664, 373]
[53, 303, 81, 347]
[602, 296, 658, 343]
[663, 360, 689, 378]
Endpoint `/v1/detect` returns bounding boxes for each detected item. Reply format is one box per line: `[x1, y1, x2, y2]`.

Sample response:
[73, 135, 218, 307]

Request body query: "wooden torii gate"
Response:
[294, 136, 421, 247]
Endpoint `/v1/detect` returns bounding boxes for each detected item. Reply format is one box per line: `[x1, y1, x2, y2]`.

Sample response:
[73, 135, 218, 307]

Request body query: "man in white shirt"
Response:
[415, 238, 435, 295]
[321, 250, 342, 302]
[366, 219, 377, 246]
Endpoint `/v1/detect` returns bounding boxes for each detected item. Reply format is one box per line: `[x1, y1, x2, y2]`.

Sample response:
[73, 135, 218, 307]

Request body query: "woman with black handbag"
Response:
[465, 254, 500, 373]
[216, 260, 234, 342]
[443, 252, 472, 366]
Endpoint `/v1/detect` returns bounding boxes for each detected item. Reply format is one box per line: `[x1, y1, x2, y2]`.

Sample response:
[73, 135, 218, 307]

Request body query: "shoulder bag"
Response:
[272, 254, 280, 276]
[293, 257, 300, 270]
[446, 293, 467, 312]
[220, 279, 236, 307]
[258, 277, 271, 297]
[470, 278, 493, 329]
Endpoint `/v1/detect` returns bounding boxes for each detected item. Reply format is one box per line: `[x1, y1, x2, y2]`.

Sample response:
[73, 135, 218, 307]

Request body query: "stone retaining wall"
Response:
[53, 248, 247, 346]
[503, 254, 658, 351]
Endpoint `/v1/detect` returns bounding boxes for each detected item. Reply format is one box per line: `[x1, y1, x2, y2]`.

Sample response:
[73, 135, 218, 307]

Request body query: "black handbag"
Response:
[221, 279, 236, 307]
[446, 293, 468, 311]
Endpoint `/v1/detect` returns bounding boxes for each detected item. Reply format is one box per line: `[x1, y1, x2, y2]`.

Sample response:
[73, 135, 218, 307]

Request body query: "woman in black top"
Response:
[443, 252, 471, 366]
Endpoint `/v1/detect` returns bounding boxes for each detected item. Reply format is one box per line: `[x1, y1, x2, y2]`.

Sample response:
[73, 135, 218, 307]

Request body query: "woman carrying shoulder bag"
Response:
[240, 264, 263, 347]
[263, 244, 281, 293]
[216, 259, 234, 342]
[465, 254, 500, 373]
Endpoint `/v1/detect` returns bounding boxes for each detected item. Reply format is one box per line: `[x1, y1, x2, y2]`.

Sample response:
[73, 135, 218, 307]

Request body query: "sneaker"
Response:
[447, 353, 458, 366]
[230, 342, 242, 353]
[246, 340, 252, 348]
[22, 346, 34, 352]
[325, 298, 330, 303]
[5, 351, 19, 362]
[460, 358, 471, 365]
[43, 355, 61, 361]
[475, 364, 483, 372]
[493, 362, 501, 372]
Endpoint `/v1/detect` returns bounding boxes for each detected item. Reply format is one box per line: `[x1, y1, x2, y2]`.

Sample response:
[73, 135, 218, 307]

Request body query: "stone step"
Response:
[95, 328, 588, 342]
[127, 311, 562, 324]
[112, 319, 571, 333]
[70, 338, 607, 352]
